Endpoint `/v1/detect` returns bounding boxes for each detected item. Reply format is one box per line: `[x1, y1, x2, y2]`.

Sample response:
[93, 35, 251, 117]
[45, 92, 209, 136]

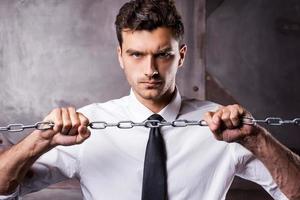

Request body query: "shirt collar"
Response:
[127, 88, 182, 122]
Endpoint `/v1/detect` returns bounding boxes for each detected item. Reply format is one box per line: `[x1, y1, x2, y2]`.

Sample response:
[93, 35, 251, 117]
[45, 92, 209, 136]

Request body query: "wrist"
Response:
[238, 125, 269, 154]
[22, 130, 55, 159]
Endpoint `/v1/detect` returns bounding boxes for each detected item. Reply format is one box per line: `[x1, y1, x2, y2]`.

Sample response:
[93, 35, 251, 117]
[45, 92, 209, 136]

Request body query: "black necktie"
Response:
[142, 114, 167, 200]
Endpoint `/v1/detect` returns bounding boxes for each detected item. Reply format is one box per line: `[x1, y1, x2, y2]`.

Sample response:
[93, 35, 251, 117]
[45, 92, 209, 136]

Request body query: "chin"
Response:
[142, 92, 162, 100]
[137, 89, 163, 101]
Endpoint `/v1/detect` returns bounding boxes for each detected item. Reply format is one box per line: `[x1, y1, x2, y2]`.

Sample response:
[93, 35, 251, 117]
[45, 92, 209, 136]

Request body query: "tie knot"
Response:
[148, 114, 164, 122]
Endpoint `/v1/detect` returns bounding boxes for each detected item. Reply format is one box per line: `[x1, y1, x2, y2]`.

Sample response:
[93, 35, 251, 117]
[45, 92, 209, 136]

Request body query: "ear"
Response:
[117, 46, 124, 69]
[178, 44, 187, 68]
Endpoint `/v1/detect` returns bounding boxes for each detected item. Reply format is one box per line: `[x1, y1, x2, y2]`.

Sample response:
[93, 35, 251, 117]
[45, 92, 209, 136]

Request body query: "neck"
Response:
[134, 89, 176, 113]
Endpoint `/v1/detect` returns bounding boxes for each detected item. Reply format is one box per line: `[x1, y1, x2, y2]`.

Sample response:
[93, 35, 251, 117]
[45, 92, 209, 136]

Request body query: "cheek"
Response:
[160, 61, 178, 78]
[124, 65, 139, 84]
[123, 58, 144, 77]
[158, 55, 179, 71]
[164, 67, 178, 87]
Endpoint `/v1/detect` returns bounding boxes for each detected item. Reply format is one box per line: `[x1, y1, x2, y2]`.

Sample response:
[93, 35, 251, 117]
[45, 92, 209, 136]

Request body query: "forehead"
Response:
[121, 27, 179, 51]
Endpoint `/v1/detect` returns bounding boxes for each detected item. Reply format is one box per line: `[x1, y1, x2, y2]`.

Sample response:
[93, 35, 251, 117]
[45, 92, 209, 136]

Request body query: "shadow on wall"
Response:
[206, 0, 300, 149]
[206, 0, 300, 199]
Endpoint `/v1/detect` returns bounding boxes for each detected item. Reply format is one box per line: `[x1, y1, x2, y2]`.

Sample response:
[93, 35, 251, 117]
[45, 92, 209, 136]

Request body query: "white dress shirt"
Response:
[0, 89, 288, 200]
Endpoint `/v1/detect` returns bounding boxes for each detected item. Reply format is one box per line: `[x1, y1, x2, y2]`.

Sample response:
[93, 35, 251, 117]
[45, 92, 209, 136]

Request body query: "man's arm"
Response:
[204, 104, 300, 200]
[0, 107, 90, 195]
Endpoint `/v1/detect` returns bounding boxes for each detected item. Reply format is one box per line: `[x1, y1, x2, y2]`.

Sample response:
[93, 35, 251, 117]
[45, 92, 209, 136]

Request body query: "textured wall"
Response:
[0, 0, 205, 199]
[0, 0, 128, 142]
[206, 0, 300, 149]
[0, 0, 205, 143]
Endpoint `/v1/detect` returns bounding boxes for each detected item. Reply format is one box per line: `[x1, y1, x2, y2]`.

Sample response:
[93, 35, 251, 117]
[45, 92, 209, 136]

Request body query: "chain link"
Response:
[0, 117, 299, 132]
[243, 117, 300, 126]
[0, 122, 55, 132]
[88, 119, 207, 129]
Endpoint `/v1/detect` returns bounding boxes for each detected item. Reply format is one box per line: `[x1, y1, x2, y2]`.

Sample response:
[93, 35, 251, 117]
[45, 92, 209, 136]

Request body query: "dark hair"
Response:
[115, 0, 184, 46]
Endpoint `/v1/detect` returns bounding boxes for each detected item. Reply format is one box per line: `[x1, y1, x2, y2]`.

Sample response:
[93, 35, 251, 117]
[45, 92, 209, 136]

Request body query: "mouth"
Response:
[140, 81, 163, 88]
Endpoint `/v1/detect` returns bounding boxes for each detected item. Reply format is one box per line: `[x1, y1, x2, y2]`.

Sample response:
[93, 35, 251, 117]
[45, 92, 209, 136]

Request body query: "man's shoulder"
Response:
[179, 97, 220, 116]
[181, 97, 220, 111]
[77, 95, 130, 119]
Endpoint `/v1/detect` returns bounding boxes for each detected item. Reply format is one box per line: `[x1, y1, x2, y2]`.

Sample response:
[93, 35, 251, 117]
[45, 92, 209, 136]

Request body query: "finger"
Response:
[78, 113, 90, 137]
[229, 105, 240, 127]
[212, 109, 222, 128]
[68, 107, 80, 136]
[236, 104, 245, 116]
[76, 126, 91, 144]
[61, 108, 72, 135]
[234, 104, 251, 125]
[50, 108, 63, 133]
[204, 112, 217, 131]
[204, 112, 222, 140]
[78, 113, 90, 127]
[51, 133, 77, 146]
[204, 111, 212, 123]
[221, 107, 233, 128]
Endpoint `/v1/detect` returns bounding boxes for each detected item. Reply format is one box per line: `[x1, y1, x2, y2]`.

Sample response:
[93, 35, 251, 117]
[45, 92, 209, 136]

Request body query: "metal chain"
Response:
[0, 117, 299, 132]
[243, 117, 300, 126]
[0, 122, 55, 132]
[88, 119, 208, 129]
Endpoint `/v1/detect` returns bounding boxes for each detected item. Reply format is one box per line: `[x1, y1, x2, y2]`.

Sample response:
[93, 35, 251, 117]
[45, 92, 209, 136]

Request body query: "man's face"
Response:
[118, 27, 187, 103]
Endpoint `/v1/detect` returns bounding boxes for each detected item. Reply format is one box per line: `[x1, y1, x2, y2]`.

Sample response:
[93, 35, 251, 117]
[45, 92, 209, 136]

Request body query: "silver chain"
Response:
[88, 119, 208, 129]
[244, 117, 300, 126]
[0, 122, 55, 132]
[0, 117, 299, 132]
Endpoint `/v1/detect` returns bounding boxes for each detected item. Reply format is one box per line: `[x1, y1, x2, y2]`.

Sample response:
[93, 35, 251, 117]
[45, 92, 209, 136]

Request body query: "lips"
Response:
[140, 81, 163, 88]
[143, 81, 161, 84]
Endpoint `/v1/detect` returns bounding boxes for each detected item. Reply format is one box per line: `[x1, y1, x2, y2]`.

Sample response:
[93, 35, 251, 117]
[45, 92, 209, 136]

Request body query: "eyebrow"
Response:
[125, 47, 173, 54]
[156, 47, 173, 53]
[125, 49, 143, 54]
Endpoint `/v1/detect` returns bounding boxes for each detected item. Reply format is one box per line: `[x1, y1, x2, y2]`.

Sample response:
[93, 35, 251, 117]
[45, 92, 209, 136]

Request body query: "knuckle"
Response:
[64, 121, 72, 129]
[212, 115, 220, 122]
[230, 116, 238, 121]
[221, 115, 228, 120]
[55, 122, 63, 130]
[73, 121, 80, 128]
[52, 108, 61, 114]
[61, 107, 68, 112]
[54, 107, 61, 112]
[68, 106, 75, 111]
[81, 117, 89, 126]
[230, 104, 235, 109]
[232, 104, 239, 108]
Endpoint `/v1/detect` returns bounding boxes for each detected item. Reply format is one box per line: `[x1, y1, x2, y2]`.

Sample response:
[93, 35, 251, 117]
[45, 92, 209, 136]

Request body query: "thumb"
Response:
[76, 126, 91, 144]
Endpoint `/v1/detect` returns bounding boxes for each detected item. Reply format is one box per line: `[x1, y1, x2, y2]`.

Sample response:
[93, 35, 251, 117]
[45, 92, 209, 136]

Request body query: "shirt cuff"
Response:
[0, 186, 19, 200]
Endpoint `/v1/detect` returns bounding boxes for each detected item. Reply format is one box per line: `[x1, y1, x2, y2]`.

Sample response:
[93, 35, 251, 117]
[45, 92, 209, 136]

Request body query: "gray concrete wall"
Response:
[0, 0, 205, 199]
[0, 0, 205, 144]
[206, 0, 300, 149]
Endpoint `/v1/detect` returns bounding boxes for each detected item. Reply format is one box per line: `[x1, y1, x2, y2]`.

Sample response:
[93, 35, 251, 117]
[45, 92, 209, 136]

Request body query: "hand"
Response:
[34, 107, 91, 148]
[204, 104, 260, 142]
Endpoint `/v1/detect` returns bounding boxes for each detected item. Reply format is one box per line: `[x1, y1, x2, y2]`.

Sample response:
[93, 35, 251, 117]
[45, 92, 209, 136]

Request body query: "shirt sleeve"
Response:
[230, 143, 289, 200]
[0, 105, 93, 198]
[18, 144, 81, 197]
[0, 186, 19, 200]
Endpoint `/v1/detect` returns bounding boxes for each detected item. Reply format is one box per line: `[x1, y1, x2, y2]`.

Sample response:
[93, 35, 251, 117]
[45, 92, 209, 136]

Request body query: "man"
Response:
[0, 0, 299, 199]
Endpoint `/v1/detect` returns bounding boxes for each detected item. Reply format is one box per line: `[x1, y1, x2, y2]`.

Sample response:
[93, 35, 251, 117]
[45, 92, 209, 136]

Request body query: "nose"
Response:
[144, 55, 157, 78]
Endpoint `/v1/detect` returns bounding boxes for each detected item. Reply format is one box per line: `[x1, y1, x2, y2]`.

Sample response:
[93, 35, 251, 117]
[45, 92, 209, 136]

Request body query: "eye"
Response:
[130, 52, 143, 58]
[156, 52, 173, 59]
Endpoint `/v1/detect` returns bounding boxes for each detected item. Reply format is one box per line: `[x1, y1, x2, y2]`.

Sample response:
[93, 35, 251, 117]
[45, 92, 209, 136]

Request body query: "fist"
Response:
[204, 104, 259, 142]
[39, 107, 91, 147]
